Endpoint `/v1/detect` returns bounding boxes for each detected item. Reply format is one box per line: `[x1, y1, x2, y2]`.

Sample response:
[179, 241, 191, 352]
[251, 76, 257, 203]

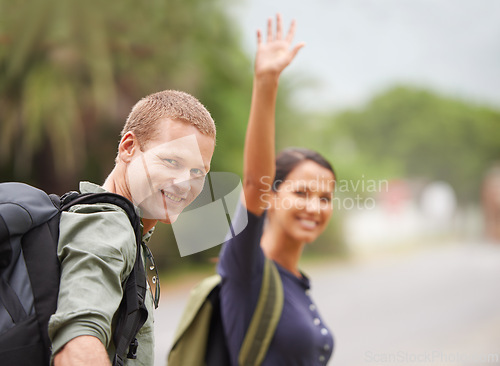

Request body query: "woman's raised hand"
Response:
[255, 14, 305, 78]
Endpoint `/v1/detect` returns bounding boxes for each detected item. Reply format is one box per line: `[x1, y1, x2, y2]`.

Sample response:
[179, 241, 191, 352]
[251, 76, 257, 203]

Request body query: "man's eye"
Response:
[191, 168, 205, 176]
[164, 158, 178, 167]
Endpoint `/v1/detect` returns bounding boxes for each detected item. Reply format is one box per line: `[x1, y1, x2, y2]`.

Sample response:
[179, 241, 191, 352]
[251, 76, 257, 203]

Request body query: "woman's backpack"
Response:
[168, 257, 284, 366]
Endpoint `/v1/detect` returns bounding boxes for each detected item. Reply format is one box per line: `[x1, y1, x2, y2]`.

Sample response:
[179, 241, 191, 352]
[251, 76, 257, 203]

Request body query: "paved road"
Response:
[154, 242, 500, 365]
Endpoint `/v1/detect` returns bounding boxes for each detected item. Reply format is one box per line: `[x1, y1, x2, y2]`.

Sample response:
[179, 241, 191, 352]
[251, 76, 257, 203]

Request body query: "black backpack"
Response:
[0, 182, 148, 366]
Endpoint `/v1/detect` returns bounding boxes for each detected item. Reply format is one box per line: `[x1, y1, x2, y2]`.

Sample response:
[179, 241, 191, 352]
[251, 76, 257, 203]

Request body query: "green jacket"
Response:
[48, 182, 155, 365]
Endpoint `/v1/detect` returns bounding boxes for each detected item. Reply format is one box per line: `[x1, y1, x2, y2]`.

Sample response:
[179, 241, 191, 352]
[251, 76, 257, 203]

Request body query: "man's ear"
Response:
[118, 131, 140, 163]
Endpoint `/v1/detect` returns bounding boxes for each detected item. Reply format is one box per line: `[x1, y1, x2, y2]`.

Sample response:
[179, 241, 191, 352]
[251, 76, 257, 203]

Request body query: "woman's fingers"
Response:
[290, 42, 306, 59]
[285, 19, 297, 44]
[276, 13, 283, 40]
[266, 17, 273, 43]
[257, 14, 304, 64]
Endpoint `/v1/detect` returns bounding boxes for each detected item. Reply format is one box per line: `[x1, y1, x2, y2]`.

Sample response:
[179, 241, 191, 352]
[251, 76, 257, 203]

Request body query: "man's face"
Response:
[126, 118, 215, 224]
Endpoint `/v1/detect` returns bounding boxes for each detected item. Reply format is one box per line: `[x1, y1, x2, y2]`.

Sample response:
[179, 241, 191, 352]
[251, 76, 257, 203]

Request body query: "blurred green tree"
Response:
[0, 0, 253, 194]
[320, 86, 500, 203]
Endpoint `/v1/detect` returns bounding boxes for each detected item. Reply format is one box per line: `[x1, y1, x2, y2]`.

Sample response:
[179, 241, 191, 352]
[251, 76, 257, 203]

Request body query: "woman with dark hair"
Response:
[217, 14, 335, 365]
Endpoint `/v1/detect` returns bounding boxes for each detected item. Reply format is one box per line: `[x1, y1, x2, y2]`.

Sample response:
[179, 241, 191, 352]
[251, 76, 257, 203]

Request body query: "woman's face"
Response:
[268, 160, 335, 244]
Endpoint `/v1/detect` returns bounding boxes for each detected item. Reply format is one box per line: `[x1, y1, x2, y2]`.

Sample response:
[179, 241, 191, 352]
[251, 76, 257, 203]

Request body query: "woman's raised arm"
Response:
[243, 14, 304, 216]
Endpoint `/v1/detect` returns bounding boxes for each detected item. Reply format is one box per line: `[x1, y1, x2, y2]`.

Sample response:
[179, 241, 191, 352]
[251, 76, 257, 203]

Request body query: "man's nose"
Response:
[173, 169, 191, 194]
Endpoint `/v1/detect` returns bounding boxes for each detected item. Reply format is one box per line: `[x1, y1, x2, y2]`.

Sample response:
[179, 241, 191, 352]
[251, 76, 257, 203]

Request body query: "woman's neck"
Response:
[260, 225, 305, 278]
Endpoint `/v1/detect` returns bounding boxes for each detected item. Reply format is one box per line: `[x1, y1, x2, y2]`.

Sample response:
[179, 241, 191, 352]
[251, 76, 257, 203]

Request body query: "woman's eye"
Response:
[321, 196, 332, 203]
[295, 191, 307, 197]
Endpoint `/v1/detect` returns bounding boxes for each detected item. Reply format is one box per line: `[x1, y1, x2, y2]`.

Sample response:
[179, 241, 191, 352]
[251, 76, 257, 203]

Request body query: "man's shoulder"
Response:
[79, 181, 107, 194]
[59, 199, 136, 256]
[65, 201, 130, 216]
[65, 180, 132, 218]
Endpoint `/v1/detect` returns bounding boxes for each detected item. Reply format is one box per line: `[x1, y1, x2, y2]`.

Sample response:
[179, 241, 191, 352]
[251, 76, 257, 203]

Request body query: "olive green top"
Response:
[48, 182, 155, 365]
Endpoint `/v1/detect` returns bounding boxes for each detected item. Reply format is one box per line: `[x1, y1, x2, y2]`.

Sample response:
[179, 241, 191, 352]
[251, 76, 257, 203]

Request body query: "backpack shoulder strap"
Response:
[238, 257, 284, 366]
[168, 274, 221, 366]
[61, 192, 148, 366]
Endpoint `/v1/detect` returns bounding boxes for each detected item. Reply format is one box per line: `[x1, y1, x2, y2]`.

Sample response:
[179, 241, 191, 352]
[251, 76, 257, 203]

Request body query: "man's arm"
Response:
[53, 336, 111, 366]
[243, 14, 304, 216]
[49, 206, 137, 366]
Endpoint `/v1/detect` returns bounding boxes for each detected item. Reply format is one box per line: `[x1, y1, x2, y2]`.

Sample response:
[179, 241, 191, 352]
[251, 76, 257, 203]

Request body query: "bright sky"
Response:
[229, 0, 500, 111]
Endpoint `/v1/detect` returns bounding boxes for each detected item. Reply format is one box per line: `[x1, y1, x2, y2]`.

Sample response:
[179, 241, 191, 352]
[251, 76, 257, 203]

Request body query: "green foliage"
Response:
[321, 86, 500, 203]
[0, 0, 252, 191]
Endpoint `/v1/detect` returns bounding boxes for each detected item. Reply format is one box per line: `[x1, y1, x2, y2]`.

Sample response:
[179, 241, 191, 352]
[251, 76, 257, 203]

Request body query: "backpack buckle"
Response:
[127, 338, 139, 359]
